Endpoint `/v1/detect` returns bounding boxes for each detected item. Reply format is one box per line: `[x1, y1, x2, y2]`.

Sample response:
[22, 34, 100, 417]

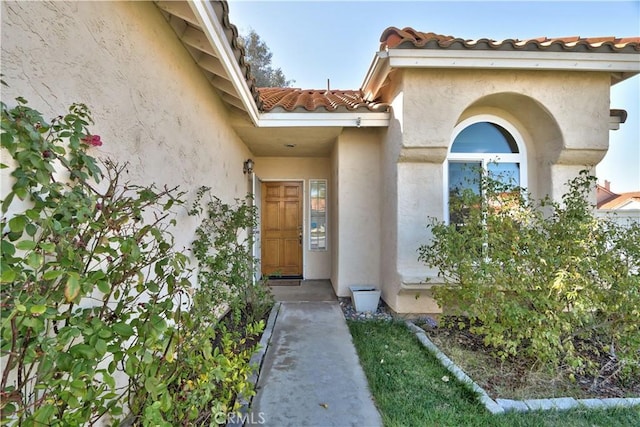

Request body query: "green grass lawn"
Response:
[348, 320, 640, 427]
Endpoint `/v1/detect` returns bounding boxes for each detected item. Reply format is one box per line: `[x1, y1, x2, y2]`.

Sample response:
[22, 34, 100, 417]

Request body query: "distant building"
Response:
[597, 181, 640, 210]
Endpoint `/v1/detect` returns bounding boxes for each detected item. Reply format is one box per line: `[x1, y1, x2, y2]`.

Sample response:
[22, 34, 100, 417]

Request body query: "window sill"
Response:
[400, 279, 445, 292]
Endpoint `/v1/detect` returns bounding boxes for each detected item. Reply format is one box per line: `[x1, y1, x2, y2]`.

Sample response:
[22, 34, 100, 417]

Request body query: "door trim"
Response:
[251, 173, 262, 284]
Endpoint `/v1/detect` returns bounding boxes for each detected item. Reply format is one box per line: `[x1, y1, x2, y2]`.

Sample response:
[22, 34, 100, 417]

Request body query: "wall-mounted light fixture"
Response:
[243, 158, 254, 174]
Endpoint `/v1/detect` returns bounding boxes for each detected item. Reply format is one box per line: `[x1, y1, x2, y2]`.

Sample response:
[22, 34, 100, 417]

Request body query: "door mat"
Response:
[268, 279, 301, 287]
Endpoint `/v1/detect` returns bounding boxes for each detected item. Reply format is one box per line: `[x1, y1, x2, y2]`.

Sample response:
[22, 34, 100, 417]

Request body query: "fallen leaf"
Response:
[319, 403, 329, 409]
[441, 375, 450, 382]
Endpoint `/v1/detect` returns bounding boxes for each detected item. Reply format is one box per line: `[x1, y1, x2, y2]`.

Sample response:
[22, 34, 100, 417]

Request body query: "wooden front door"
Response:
[261, 181, 303, 277]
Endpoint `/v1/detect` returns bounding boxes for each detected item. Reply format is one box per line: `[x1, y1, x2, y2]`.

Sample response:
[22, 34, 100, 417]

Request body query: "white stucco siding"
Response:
[384, 67, 615, 313]
[253, 157, 332, 280]
[330, 146, 340, 290]
[1, 1, 252, 253]
[379, 91, 403, 305]
[402, 69, 611, 165]
[332, 129, 382, 297]
[396, 162, 442, 275]
[399, 67, 613, 224]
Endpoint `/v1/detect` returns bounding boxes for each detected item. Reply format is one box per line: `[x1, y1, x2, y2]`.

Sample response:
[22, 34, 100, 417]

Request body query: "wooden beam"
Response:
[166, 14, 187, 38]
[155, 1, 200, 27]
[181, 26, 218, 58]
[209, 75, 238, 97]
[198, 53, 227, 77]
[220, 92, 247, 111]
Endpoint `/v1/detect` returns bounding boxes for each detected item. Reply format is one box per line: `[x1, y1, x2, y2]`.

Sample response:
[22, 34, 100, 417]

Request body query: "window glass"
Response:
[310, 180, 327, 251]
[451, 122, 519, 154]
[447, 119, 526, 224]
[488, 162, 520, 187]
[449, 161, 482, 196]
[448, 162, 481, 226]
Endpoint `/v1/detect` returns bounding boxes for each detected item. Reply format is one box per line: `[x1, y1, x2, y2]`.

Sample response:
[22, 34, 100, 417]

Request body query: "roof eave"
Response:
[362, 51, 390, 102]
[388, 49, 639, 72]
[189, 0, 261, 125]
[363, 49, 640, 100]
[258, 111, 390, 128]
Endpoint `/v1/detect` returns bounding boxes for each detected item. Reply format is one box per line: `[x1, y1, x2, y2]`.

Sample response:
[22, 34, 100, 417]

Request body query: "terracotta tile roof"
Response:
[211, 0, 263, 109]
[258, 88, 389, 113]
[380, 27, 640, 53]
[598, 191, 640, 209]
[217, 1, 388, 113]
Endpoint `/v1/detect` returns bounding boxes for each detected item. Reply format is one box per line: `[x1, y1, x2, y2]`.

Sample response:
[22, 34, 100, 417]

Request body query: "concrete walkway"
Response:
[249, 301, 383, 427]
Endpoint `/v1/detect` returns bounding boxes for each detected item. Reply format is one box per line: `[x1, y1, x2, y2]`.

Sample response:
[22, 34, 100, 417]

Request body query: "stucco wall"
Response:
[401, 69, 610, 200]
[1, 1, 255, 422]
[331, 128, 382, 297]
[379, 88, 403, 307]
[330, 146, 340, 289]
[254, 157, 332, 280]
[1, 1, 252, 253]
[382, 68, 613, 313]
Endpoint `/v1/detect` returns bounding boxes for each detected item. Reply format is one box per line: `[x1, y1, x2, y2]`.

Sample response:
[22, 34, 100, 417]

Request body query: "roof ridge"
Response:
[379, 27, 640, 52]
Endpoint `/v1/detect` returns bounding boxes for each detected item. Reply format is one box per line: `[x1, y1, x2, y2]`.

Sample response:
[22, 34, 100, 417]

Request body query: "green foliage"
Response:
[418, 170, 640, 379]
[189, 186, 274, 328]
[150, 319, 263, 425]
[1, 98, 191, 425]
[1, 97, 272, 425]
[242, 29, 294, 87]
[156, 186, 274, 425]
[349, 320, 640, 427]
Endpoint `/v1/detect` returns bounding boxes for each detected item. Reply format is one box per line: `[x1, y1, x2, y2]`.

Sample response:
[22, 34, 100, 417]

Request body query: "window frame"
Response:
[444, 115, 528, 224]
[309, 179, 328, 251]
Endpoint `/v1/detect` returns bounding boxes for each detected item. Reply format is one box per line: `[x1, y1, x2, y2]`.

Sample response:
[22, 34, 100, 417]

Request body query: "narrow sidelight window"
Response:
[309, 180, 327, 250]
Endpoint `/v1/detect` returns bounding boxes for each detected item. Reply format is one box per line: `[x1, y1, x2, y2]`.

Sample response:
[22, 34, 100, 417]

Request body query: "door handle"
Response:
[299, 232, 302, 245]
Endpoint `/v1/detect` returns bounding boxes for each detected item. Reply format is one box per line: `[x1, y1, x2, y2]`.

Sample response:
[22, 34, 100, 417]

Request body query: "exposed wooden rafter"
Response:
[153, 0, 250, 116]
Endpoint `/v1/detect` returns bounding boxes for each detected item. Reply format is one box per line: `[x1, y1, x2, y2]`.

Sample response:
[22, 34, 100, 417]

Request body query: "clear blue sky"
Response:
[228, 1, 640, 193]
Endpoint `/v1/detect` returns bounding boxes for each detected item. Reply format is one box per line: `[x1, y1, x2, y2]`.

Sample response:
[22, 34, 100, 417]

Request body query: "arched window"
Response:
[445, 116, 527, 223]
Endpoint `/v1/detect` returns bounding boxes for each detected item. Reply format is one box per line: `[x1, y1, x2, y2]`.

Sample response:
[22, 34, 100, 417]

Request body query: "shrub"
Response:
[188, 187, 273, 329]
[1, 96, 272, 425]
[144, 188, 274, 425]
[1, 97, 191, 425]
[418, 170, 640, 379]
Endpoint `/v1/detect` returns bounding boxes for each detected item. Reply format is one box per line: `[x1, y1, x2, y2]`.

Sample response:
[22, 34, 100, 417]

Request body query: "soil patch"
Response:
[417, 316, 640, 400]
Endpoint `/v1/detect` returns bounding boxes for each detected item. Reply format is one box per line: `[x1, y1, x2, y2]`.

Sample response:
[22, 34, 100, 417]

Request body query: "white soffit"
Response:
[257, 112, 390, 128]
[386, 49, 640, 72]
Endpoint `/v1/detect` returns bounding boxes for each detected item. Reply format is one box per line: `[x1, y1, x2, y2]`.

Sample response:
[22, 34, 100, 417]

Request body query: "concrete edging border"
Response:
[227, 302, 282, 427]
[404, 320, 640, 414]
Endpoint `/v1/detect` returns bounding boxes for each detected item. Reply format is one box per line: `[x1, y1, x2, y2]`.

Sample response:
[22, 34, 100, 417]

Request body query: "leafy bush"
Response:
[418, 170, 640, 379]
[1, 96, 272, 425]
[189, 187, 273, 329]
[143, 188, 274, 425]
[1, 98, 191, 425]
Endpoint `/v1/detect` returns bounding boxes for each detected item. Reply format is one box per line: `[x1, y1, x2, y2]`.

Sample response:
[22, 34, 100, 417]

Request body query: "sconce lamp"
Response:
[243, 158, 254, 174]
